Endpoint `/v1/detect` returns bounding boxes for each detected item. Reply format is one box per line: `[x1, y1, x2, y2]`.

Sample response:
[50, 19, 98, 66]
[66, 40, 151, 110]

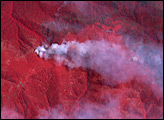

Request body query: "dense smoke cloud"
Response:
[33, 39, 163, 118]
[35, 39, 159, 86]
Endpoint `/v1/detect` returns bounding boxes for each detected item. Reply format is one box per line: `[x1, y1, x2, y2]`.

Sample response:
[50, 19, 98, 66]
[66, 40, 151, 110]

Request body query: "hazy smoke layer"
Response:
[1, 107, 24, 119]
[2, 40, 161, 119]
[36, 94, 123, 119]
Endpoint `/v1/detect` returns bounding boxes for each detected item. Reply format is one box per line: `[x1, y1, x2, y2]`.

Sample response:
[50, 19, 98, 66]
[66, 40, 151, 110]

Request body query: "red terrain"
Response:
[1, 1, 163, 119]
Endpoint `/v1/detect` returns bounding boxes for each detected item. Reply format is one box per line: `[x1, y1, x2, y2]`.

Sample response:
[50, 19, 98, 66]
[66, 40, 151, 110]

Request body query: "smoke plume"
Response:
[35, 39, 156, 86]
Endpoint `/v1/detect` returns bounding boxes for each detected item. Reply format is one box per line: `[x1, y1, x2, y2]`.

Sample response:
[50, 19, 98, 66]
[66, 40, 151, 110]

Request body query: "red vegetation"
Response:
[1, 1, 163, 119]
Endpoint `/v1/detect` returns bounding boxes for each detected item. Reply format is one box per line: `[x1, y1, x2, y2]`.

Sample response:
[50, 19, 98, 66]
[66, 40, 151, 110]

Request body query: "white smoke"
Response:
[35, 39, 155, 86]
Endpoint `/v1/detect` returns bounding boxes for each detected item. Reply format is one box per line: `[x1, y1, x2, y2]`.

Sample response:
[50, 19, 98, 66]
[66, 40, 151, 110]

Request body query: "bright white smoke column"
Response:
[35, 40, 154, 86]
